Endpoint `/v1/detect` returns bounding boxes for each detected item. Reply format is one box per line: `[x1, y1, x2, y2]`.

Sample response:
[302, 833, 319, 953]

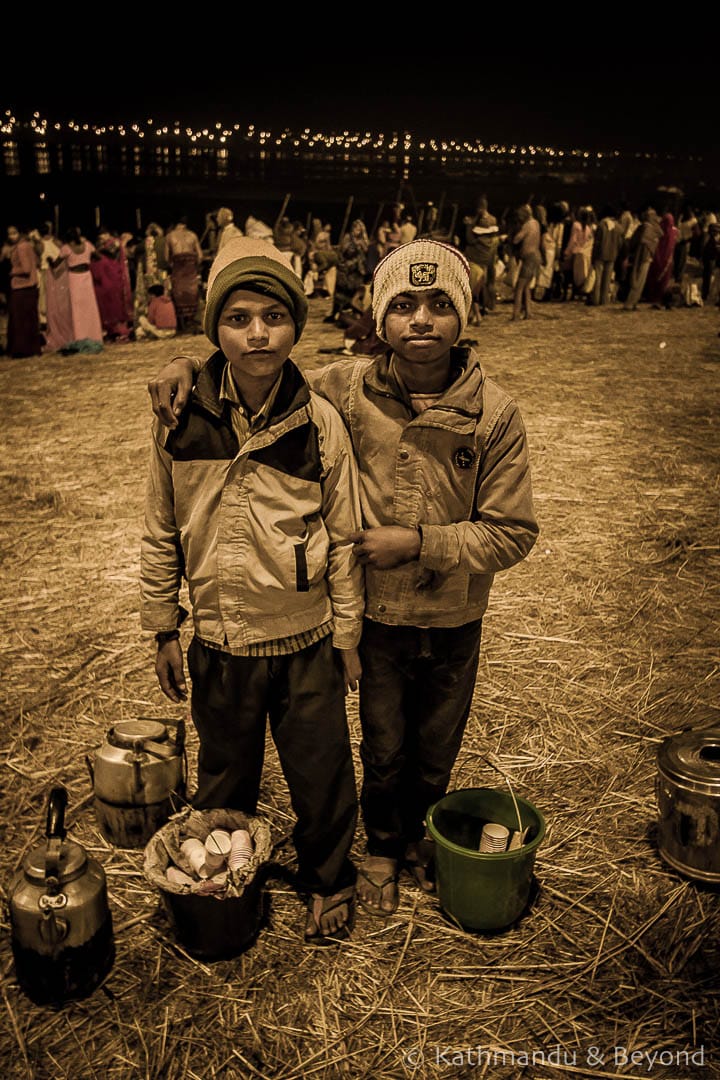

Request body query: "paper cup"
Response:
[204, 829, 232, 871]
[228, 829, 254, 870]
[180, 837, 209, 878]
[479, 823, 510, 853]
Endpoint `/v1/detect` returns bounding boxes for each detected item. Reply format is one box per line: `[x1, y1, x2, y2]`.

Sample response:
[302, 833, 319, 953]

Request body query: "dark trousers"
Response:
[358, 618, 483, 860]
[187, 635, 357, 895]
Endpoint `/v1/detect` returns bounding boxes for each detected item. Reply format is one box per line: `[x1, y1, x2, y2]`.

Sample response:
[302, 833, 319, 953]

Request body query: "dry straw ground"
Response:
[0, 295, 719, 1080]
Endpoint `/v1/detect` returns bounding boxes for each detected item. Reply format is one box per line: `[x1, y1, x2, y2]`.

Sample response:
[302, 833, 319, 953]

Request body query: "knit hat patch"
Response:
[372, 239, 472, 343]
[203, 237, 308, 346]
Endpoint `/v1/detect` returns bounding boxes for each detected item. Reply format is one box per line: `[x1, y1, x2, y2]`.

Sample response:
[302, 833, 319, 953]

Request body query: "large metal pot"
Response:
[88, 718, 187, 848]
[656, 726, 720, 883]
[8, 786, 115, 1005]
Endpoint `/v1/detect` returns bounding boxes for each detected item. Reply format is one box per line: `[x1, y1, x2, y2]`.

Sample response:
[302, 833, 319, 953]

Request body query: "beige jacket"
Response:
[140, 355, 364, 652]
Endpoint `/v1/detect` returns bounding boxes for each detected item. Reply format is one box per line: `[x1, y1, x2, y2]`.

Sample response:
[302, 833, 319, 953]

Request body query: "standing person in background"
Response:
[590, 206, 623, 307]
[623, 207, 662, 311]
[673, 204, 698, 284]
[91, 227, 133, 341]
[215, 207, 244, 250]
[563, 207, 596, 300]
[511, 204, 542, 321]
[645, 212, 679, 307]
[30, 220, 60, 330]
[462, 195, 499, 321]
[134, 222, 169, 327]
[1, 225, 44, 358]
[165, 217, 204, 334]
[399, 213, 417, 245]
[146, 238, 539, 918]
[52, 226, 103, 345]
[323, 219, 369, 324]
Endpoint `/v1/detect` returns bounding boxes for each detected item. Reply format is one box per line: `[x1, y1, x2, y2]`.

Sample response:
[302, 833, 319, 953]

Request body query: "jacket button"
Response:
[398, 449, 409, 460]
[377, 603, 386, 613]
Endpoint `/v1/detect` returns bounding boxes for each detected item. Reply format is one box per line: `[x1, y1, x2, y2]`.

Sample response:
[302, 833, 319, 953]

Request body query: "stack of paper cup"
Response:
[204, 829, 232, 872]
[228, 828, 254, 871]
[479, 823, 510, 853]
[180, 837, 210, 878]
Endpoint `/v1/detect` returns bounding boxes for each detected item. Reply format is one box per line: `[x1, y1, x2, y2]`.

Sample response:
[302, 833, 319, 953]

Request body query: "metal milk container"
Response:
[8, 786, 115, 1005]
[88, 718, 187, 848]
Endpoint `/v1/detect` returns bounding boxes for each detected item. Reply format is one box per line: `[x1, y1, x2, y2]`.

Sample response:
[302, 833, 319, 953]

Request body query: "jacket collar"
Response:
[363, 345, 485, 418]
[193, 351, 311, 423]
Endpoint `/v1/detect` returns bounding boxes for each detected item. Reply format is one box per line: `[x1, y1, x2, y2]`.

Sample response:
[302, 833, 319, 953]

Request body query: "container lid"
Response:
[657, 727, 720, 792]
[23, 838, 88, 884]
[109, 719, 168, 749]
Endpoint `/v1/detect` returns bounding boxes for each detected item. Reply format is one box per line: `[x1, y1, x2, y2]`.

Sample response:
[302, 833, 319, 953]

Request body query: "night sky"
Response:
[5, 45, 715, 160]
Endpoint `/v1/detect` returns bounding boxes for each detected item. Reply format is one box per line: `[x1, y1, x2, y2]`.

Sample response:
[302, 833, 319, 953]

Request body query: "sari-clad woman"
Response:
[563, 207, 596, 299]
[645, 212, 679, 306]
[43, 254, 74, 352]
[1, 225, 44, 357]
[54, 227, 103, 344]
[91, 228, 133, 341]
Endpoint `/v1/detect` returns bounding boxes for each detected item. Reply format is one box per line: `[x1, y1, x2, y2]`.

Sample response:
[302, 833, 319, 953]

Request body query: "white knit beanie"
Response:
[372, 239, 472, 343]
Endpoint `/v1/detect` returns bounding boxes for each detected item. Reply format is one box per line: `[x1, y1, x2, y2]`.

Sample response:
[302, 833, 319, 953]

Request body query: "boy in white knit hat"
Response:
[141, 237, 364, 944]
[147, 237, 538, 918]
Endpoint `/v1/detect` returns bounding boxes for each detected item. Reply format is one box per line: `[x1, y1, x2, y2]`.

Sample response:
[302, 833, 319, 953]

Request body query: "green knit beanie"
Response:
[203, 237, 308, 345]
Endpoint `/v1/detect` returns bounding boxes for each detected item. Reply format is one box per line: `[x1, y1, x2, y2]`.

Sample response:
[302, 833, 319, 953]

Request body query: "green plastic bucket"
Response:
[426, 787, 546, 932]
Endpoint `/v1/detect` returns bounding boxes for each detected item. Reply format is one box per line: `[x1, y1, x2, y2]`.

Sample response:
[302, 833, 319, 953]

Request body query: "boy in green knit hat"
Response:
[140, 237, 364, 944]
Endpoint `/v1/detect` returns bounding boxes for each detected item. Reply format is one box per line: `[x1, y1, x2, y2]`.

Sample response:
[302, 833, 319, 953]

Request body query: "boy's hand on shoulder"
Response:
[351, 527, 421, 570]
[336, 646, 362, 694]
[148, 356, 196, 428]
[155, 638, 188, 702]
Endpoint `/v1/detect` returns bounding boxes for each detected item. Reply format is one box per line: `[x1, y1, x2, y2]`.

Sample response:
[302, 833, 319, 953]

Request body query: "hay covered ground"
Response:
[1, 294, 719, 1080]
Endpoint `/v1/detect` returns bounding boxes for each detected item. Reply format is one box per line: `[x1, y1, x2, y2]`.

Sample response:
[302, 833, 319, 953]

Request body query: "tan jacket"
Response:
[310, 348, 538, 627]
[140, 355, 364, 652]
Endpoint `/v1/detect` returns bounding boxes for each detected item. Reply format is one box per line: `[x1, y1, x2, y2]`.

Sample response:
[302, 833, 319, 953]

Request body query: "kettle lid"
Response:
[109, 719, 168, 748]
[23, 837, 87, 884]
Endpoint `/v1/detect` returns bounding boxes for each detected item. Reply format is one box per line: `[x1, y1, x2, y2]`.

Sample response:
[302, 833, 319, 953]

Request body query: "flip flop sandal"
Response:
[304, 885, 355, 946]
[356, 864, 400, 917]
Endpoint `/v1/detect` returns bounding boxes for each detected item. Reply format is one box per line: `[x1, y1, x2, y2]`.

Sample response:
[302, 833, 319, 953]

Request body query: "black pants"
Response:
[188, 635, 357, 895]
[358, 618, 483, 860]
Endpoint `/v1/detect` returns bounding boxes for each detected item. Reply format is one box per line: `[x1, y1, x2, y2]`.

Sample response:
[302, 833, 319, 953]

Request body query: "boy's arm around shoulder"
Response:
[419, 397, 539, 576]
[306, 355, 369, 420]
[139, 419, 186, 633]
[311, 392, 365, 650]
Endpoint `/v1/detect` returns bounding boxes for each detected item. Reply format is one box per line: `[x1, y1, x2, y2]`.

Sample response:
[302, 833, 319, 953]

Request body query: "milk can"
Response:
[88, 718, 187, 848]
[8, 786, 115, 1005]
[656, 726, 720, 883]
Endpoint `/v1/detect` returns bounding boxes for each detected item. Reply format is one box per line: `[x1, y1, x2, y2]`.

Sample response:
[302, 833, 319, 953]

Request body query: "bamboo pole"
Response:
[274, 193, 291, 233]
[447, 202, 459, 241]
[338, 195, 355, 245]
[369, 201, 384, 240]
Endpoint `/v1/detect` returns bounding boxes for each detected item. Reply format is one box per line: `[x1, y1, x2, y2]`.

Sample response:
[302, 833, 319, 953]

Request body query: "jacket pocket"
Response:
[294, 543, 309, 592]
[294, 513, 329, 592]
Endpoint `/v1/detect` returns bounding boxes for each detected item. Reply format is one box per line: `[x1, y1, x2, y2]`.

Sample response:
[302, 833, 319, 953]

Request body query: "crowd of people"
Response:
[1, 197, 719, 360]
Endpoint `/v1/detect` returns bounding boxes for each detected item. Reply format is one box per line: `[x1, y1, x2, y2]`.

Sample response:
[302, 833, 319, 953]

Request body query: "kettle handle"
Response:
[46, 786, 68, 841]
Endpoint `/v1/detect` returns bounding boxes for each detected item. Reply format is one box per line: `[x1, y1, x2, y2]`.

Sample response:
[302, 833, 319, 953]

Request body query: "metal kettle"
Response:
[89, 717, 187, 848]
[8, 786, 115, 1005]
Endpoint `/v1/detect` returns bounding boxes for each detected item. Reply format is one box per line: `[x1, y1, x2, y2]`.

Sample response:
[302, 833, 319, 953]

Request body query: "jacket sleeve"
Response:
[314, 397, 365, 649]
[139, 420, 185, 632]
[419, 403, 539, 575]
